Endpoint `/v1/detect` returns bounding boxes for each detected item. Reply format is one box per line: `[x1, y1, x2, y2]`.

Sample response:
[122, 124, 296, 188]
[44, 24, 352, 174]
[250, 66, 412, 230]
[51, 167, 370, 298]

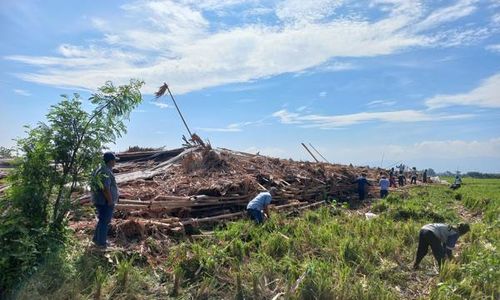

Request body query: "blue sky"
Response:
[1, 0, 500, 172]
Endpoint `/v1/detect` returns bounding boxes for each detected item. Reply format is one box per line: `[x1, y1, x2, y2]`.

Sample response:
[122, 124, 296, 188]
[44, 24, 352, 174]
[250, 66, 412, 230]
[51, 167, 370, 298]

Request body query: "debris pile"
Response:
[76, 145, 383, 241]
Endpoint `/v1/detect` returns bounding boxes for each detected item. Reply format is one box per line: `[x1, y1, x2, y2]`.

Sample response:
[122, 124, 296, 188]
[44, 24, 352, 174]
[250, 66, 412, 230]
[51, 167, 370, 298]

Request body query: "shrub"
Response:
[0, 80, 144, 295]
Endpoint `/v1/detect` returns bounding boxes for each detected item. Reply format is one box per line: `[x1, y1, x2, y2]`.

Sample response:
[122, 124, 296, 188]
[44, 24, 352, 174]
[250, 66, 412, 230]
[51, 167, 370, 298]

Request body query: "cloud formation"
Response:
[151, 101, 170, 109]
[272, 109, 473, 129]
[4, 0, 489, 94]
[334, 137, 500, 161]
[13, 89, 31, 96]
[425, 73, 500, 109]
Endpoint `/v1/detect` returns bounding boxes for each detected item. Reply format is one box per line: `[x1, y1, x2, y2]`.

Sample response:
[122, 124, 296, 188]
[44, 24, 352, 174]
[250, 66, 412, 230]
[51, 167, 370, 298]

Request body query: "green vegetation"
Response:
[0, 146, 14, 158]
[7, 178, 498, 299]
[0, 80, 144, 296]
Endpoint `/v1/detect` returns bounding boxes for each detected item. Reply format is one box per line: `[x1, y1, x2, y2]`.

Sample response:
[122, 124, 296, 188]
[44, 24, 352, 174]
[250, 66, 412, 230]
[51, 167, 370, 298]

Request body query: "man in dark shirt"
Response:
[414, 223, 470, 269]
[91, 152, 119, 249]
[355, 173, 371, 201]
[398, 171, 406, 187]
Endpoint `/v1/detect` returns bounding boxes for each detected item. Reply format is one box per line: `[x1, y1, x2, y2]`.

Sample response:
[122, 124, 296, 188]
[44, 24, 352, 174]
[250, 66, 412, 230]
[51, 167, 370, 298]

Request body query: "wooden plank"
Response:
[116, 204, 152, 210]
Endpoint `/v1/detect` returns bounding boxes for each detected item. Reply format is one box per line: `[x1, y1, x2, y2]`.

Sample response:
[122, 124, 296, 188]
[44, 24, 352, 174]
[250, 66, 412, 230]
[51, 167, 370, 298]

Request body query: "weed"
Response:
[9, 178, 499, 299]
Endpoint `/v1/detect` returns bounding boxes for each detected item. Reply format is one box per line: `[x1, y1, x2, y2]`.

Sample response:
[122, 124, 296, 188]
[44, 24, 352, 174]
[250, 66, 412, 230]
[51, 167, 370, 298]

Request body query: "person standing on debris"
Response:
[354, 173, 371, 201]
[413, 223, 470, 269]
[423, 169, 428, 183]
[410, 167, 418, 184]
[91, 152, 120, 249]
[379, 174, 390, 198]
[246, 187, 277, 224]
[398, 171, 406, 187]
[389, 168, 397, 188]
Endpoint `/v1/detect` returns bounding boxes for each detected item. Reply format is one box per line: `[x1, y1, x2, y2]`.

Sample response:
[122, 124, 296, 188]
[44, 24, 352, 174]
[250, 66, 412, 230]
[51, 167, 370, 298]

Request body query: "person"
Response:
[389, 174, 397, 188]
[91, 152, 120, 249]
[398, 171, 406, 187]
[246, 187, 277, 224]
[389, 168, 397, 188]
[379, 174, 390, 198]
[413, 223, 470, 269]
[423, 169, 428, 183]
[450, 174, 462, 190]
[410, 167, 417, 184]
[354, 173, 371, 201]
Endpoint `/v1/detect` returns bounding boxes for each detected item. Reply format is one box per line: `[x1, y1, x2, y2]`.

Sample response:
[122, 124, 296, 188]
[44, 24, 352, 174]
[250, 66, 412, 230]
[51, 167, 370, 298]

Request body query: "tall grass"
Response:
[11, 178, 499, 299]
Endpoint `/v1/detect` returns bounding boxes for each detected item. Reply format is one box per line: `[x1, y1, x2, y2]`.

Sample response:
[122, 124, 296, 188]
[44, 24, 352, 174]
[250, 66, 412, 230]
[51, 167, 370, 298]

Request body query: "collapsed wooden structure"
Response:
[77, 145, 383, 240]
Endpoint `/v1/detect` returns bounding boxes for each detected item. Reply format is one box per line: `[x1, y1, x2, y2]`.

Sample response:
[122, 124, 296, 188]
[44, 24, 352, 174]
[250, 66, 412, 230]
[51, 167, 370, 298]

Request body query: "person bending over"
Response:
[414, 223, 470, 269]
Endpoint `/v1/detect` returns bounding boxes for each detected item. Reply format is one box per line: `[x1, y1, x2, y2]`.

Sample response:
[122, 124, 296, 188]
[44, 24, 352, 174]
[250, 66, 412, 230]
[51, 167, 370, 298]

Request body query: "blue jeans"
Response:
[247, 209, 264, 224]
[93, 204, 115, 246]
[358, 188, 366, 200]
[380, 190, 388, 198]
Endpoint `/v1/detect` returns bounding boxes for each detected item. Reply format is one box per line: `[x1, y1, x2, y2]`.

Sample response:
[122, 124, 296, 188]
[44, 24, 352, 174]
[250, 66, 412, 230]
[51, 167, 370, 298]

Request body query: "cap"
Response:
[103, 152, 119, 163]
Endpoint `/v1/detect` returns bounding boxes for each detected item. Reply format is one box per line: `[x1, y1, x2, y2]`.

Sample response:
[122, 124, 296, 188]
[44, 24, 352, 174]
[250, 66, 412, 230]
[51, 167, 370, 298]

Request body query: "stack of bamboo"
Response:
[77, 146, 384, 237]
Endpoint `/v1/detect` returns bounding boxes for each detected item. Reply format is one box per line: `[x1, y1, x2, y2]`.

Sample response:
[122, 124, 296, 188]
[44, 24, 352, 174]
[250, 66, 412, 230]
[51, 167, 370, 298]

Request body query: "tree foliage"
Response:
[0, 146, 14, 158]
[0, 79, 144, 294]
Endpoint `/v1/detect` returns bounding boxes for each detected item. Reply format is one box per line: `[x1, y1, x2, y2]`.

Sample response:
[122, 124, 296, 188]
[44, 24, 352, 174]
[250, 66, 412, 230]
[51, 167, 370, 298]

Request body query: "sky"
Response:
[1, 0, 500, 172]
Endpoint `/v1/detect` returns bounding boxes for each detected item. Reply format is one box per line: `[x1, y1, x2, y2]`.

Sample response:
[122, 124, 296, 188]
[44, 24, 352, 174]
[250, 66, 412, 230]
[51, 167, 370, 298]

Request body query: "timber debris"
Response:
[75, 145, 384, 244]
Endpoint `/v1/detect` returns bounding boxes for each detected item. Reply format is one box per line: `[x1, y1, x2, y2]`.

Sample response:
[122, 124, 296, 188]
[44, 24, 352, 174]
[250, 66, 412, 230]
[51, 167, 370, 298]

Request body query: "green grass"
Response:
[11, 178, 500, 299]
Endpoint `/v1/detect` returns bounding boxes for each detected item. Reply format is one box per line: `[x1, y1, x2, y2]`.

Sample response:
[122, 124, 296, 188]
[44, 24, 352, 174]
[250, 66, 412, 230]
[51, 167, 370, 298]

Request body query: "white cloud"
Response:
[319, 91, 327, 97]
[327, 137, 500, 171]
[272, 109, 473, 129]
[367, 100, 396, 107]
[197, 120, 265, 132]
[319, 61, 357, 72]
[337, 138, 500, 161]
[276, 0, 343, 24]
[4, 0, 491, 94]
[486, 44, 500, 53]
[197, 123, 243, 132]
[13, 89, 31, 96]
[151, 102, 170, 109]
[414, 0, 478, 31]
[425, 73, 500, 109]
[492, 13, 500, 24]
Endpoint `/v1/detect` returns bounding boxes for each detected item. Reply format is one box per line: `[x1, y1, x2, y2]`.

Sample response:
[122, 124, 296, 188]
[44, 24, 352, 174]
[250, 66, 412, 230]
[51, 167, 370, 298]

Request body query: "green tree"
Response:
[0, 79, 144, 293]
[0, 146, 14, 158]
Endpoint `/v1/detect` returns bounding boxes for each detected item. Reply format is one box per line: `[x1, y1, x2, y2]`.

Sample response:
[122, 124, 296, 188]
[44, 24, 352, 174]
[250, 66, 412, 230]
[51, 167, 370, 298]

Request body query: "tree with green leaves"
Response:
[0, 146, 14, 158]
[0, 79, 144, 293]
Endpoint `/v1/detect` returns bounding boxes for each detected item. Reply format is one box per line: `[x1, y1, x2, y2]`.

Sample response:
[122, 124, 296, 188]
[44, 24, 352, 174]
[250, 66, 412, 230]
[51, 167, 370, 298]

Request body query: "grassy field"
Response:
[12, 178, 499, 299]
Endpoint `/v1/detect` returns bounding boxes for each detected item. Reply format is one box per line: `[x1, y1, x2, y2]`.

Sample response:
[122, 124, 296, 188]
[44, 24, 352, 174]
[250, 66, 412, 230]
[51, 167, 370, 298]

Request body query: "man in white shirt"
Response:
[246, 187, 277, 224]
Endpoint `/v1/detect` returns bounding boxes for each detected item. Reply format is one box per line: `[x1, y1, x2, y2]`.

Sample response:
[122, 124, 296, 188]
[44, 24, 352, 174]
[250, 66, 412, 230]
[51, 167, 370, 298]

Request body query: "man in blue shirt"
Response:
[354, 173, 371, 201]
[246, 187, 277, 224]
[91, 152, 120, 249]
[413, 223, 470, 269]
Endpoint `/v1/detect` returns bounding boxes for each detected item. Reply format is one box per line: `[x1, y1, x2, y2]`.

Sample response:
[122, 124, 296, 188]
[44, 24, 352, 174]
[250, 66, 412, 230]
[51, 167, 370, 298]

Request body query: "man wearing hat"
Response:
[91, 152, 119, 249]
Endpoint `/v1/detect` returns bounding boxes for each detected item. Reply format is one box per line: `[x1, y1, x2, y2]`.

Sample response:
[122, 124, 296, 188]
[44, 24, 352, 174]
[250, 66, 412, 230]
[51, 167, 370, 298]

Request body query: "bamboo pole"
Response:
[301, 143, 319, 162]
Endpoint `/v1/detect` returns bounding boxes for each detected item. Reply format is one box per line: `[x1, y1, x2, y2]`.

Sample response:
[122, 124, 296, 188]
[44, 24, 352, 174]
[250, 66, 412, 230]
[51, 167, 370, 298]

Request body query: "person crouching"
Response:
[246, 187, 277, 224]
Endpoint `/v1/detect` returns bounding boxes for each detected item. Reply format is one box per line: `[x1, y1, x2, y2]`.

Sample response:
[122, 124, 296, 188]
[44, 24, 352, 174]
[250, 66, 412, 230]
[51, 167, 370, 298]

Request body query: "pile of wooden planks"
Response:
[76, 145, 385, 237]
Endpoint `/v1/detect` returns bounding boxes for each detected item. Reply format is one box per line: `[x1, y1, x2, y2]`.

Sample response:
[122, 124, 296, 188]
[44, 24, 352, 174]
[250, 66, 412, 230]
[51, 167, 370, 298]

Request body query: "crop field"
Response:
[12, 178, 499, 299]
